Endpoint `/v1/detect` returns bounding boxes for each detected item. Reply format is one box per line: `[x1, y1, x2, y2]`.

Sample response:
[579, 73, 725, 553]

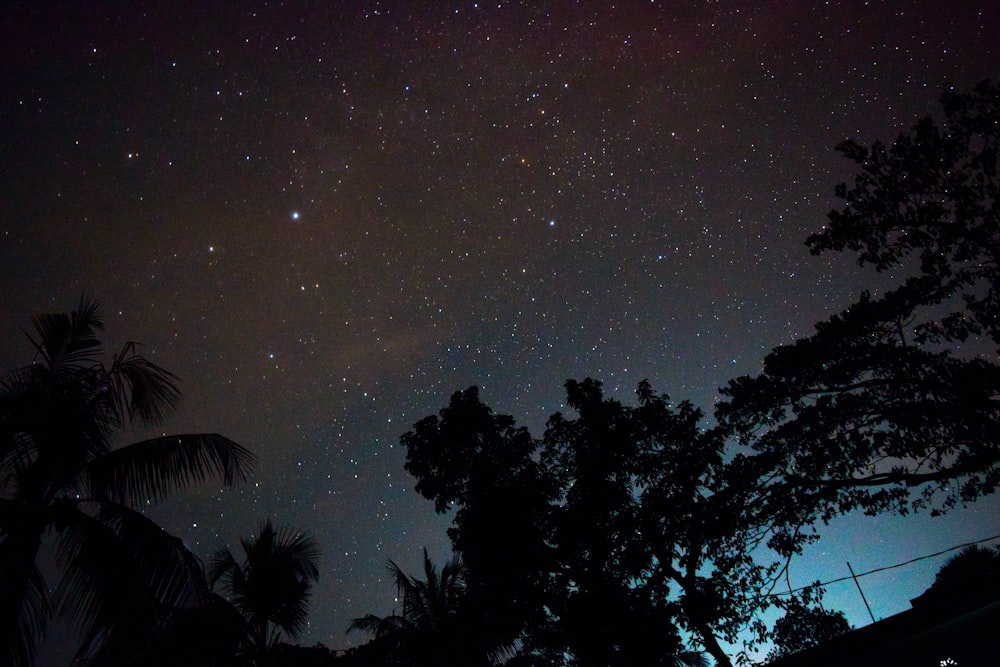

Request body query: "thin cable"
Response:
[765, 532, 1000, 598]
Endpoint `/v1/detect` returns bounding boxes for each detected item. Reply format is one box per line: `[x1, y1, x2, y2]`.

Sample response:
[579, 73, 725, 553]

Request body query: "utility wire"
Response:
[767, 532, 1000, 598]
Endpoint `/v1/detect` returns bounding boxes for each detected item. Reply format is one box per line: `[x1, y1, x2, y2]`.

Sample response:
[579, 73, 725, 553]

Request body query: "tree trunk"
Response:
[692, 622, 732, 667]
[680, 592, 733, 667]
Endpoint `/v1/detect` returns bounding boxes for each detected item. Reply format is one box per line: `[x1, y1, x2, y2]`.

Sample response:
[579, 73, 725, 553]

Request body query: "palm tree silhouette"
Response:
[0, 297, 255, 666]
[349, 549, 514, 666]
[209, 518, 320, 662]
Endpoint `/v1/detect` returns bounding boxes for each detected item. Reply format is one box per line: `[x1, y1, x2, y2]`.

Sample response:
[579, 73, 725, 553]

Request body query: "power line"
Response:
[768, 532, 1000, 598]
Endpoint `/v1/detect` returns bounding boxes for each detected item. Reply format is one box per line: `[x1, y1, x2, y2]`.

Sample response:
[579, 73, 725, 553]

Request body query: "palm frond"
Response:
[422, 549, 440, 621]
[109, 344, 182, 426]
[383, 549, 467, 635]
[207, 546, 243, 596]
[0, 363, 89, 485]
[0, 428, 37, 491]
[0, 541, 50, 667]
[387, 557, 424, 626]
[239, 519, 320, 584]
[211, 519, 320, 652]
[1, 298, 255, 666]
[347, 612, 412, 638]
[52, 501, 141, 649]
[25, 295, 104, 372]
[96, 501, 212, 607]
[437, 551, 467, 616]
[1, 352, 117, 474]
[270, 578, 312, 639]
[83, 433, 256, 505]
[274, 523, 321, 582]
[19, 564, 50, 667]
[0, 361, 48, 410]
[673, 651, 710, 667]
[54, 502, 213, 662]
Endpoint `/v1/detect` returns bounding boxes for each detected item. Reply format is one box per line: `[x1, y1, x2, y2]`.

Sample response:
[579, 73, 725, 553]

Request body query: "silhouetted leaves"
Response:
[0, 297, 255, 666]
[766, 602, 851, 662]
[912, 545, 1000, 612]
[402, 387, 557, 657]
[720, 80, 1000, 522]
[403, 380, 727, 666]
[347, 549, 505, 666]
[210, 519, 321, 662]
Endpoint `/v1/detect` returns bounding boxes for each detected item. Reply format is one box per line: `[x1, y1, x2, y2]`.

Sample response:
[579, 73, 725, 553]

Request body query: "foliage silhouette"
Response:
[348, 548, 508, 666]
[718, 79, 1000, 522]
[402, 387, 558, 661]
[209, 518, 321, 663]
[0, 297, 255, 666]
[403, 380, 735, 666]
[89, 591, 247, 667]
[765, 602, 851, 662]
[401, 83, 1000, 660]
[912, 544, 1000, 612]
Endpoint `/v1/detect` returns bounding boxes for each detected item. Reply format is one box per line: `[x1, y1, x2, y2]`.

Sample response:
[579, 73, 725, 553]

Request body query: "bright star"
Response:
[291, 211, 300, 220]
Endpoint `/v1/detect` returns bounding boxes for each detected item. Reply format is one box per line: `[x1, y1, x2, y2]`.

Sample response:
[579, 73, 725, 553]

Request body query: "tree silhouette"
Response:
[402, 387, 558, 660]
[811, 79, 1000, 350]
[718, 79, 1000, 521]
[912, 544, 1000, 611]
[209, 518, 321, 663]
[90, 591, 247, 667]
[0, 297, 255, 666]
[348, 548, 502, 666]
[765, 601, 851, 662]
[404, 381, 733, 666]
[541, 379, 720, 667]
[399, 80, 1000, 666]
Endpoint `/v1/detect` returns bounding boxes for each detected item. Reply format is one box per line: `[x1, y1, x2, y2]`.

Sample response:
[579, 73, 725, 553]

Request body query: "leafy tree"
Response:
[403, 381, 731, 667]
[718, 79, 1000, 522]
[541, 379, 726, 667]
[712, 78, 1000, 660]
[765, 602, 851, 662]
[209, 518, 321, 663]
[812, 79, 999, 349]
[0, 297, 255, 666]
[931, 545, 1000, 589]
[402, 387, 558, 660]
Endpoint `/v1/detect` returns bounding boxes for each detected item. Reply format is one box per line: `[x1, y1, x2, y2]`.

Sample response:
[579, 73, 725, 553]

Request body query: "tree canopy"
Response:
[403, 380, 751, 666]
[346, 548, 515, 666]
[718, 79, 1000, 522]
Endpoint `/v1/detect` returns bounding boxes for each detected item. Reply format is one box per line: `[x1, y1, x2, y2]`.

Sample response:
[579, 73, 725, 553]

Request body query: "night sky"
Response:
[3, 1, 999, 659]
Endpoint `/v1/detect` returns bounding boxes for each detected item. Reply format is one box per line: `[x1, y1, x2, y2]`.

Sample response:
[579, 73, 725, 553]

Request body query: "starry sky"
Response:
[2, 0, 999, 659]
